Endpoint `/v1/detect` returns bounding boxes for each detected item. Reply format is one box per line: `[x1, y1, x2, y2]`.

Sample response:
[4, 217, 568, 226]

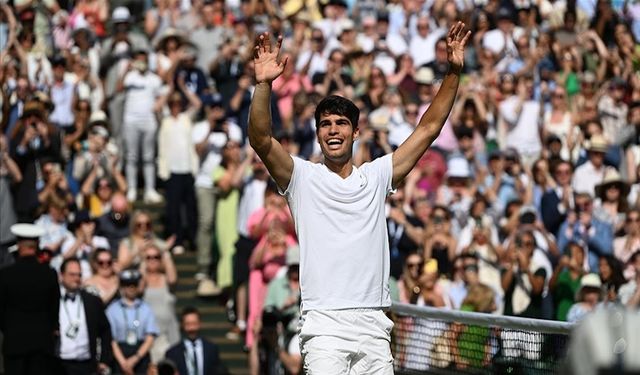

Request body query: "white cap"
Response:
[446, 157, 471, 179]
[112, 7, 131, 23]
[415, 67, 435, 85]
[10, 223, 45, 240]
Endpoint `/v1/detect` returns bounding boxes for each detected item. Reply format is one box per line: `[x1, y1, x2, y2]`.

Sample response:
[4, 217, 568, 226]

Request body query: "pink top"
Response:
[272, 73, 313, 121]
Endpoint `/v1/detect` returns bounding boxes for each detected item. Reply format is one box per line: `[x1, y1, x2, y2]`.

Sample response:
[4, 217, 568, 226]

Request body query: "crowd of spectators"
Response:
[1, 0, 640, 373]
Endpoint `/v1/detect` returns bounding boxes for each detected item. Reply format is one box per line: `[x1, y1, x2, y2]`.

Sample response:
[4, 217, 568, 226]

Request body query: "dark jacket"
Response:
[165, 337, 223, 375]
[79, 290, 113, 367]
[540, 189, 567, 237]
[0, 256, 60, 356]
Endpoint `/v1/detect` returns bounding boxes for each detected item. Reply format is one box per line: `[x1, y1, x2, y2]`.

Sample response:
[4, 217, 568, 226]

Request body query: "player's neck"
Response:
[324, 158, 354, 179]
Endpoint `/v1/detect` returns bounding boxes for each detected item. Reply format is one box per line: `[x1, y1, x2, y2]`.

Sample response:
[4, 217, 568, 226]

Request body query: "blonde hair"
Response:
[461, 284, 495, 313]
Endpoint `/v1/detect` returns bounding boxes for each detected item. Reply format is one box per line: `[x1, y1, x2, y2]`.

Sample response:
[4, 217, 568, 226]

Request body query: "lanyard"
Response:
[120, 302, 140, 331]
[62, 296, 82, 323]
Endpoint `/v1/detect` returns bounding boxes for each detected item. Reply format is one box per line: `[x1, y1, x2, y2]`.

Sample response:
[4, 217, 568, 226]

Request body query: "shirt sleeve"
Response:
[143, 304, 160, 336]
[361, 153, 394, 194]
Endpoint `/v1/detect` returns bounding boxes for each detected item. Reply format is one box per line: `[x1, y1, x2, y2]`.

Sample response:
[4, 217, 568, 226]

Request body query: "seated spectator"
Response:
[35, 195, 72, 254]
[618, 251, 640, 309]
[141, 243, 179, 364]
[598, 255, 626, 305]
[59, 209, 109, 279]
[549, 241, 588, 321]
[566, 273, 603, 323]
[165, 307, 222, 375]
[106, 269, 158, 374]
[415, 259, 449, 308]
[452, 283, 496, 370]
[397, 252, 424, 304]
[85, 248, 120, 305]
[614, 209, 640, 280]
[117, 210, 173, 271]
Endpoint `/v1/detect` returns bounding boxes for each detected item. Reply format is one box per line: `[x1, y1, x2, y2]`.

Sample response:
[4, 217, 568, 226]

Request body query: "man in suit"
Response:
[0, 224, 60, 375]
[541, 160, 575, 237]
[57, 258, 112, 375]
[165, 307, 223, 375]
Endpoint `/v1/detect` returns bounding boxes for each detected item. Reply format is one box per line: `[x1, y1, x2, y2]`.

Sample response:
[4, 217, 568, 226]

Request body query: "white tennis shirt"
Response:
[283, 154, 393, 311]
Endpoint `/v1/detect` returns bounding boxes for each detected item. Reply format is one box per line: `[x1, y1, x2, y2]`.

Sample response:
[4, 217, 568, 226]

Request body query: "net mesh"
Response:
[391, 308, 571, 375]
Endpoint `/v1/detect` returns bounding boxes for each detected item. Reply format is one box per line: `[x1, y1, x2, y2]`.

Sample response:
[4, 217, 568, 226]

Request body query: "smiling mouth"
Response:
[326, 139, 343, 150]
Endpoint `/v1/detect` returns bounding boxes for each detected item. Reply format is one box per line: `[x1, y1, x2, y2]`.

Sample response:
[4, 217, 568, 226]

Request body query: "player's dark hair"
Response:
[314, 95, 359, 130]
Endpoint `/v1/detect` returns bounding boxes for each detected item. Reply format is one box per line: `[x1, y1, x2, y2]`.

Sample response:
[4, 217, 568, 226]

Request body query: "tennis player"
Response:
[248, 22, 470, 374]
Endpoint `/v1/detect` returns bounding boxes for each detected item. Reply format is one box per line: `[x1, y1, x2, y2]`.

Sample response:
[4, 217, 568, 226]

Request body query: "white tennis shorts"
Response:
[299, 308, 395, 374]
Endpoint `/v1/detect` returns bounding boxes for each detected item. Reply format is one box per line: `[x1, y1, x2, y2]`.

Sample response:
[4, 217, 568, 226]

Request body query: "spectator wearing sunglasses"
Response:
[141, 243, 179, 364]
[117, 210, 174, 271]
[85, 248, 120, 305]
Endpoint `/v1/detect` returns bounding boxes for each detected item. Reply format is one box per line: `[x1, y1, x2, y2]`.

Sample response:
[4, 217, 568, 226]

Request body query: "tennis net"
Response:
[390, 303, 574, 374]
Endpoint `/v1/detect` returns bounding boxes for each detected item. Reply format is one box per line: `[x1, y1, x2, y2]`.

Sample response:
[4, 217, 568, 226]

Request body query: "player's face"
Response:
[316, 114, 358, 164]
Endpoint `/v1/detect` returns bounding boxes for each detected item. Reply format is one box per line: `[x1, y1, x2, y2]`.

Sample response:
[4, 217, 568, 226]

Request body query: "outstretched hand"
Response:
[253, 32, 288, 84]
[446, 21, 471, 72]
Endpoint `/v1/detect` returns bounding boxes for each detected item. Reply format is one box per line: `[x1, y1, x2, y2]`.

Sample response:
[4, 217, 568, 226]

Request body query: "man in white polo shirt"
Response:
[248, 22, 470, 373]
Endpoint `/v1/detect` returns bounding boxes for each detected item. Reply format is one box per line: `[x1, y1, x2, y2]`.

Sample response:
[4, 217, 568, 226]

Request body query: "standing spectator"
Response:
[106, 269, 158, 375]
[557, 192, 614, 272]
[190, 1, 228, 73]
[10, 101, 62, 221]
[117, 49, 163, 204]
[618, 251, 640, 308]
[165, 307, 222, 375]
[498, 75, 541, 169]
[35, 195, 72, 255]
[502, 230, 552, 318]
[96, 192, 131, 256]
[84, 248, 120, 305]
[191, 93, 242, 295]
[549, 241, 587, 321]
[593, 169, 629, 234]
[213, 143, 254, 291]
[541, 159, 575, 236]
[598, 78, 629, 148]
[57, 258, 112, 375]
[0, 134, 21, 267]
[117, 210, 173, 271]
[156, 82, 201, 255]
[0, 224, 59, 375]
[141, 243, 179, 364]
[59, 210, 109, 279]
[572, 135, 608, 197]
[227, 160, 270, 340]
[48, 56, 76, 131]
[74, 112, 126, 197]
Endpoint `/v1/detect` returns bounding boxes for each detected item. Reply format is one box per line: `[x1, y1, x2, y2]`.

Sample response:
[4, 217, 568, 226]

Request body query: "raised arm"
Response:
[248, 33, 293, 191]
[391, 22, 470, 188]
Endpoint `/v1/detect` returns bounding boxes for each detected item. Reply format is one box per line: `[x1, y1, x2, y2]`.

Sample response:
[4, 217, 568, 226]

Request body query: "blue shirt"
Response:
[106, 298, 159, 343]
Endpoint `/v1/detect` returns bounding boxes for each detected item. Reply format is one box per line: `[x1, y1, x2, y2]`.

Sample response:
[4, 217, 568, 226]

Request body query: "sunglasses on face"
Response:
[136, 221, 151, 229]
[146, 254, 161, 261]
[627, 217, 640, 223]
[97, 259, 113, 267]
[407, 262, 423, 269]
